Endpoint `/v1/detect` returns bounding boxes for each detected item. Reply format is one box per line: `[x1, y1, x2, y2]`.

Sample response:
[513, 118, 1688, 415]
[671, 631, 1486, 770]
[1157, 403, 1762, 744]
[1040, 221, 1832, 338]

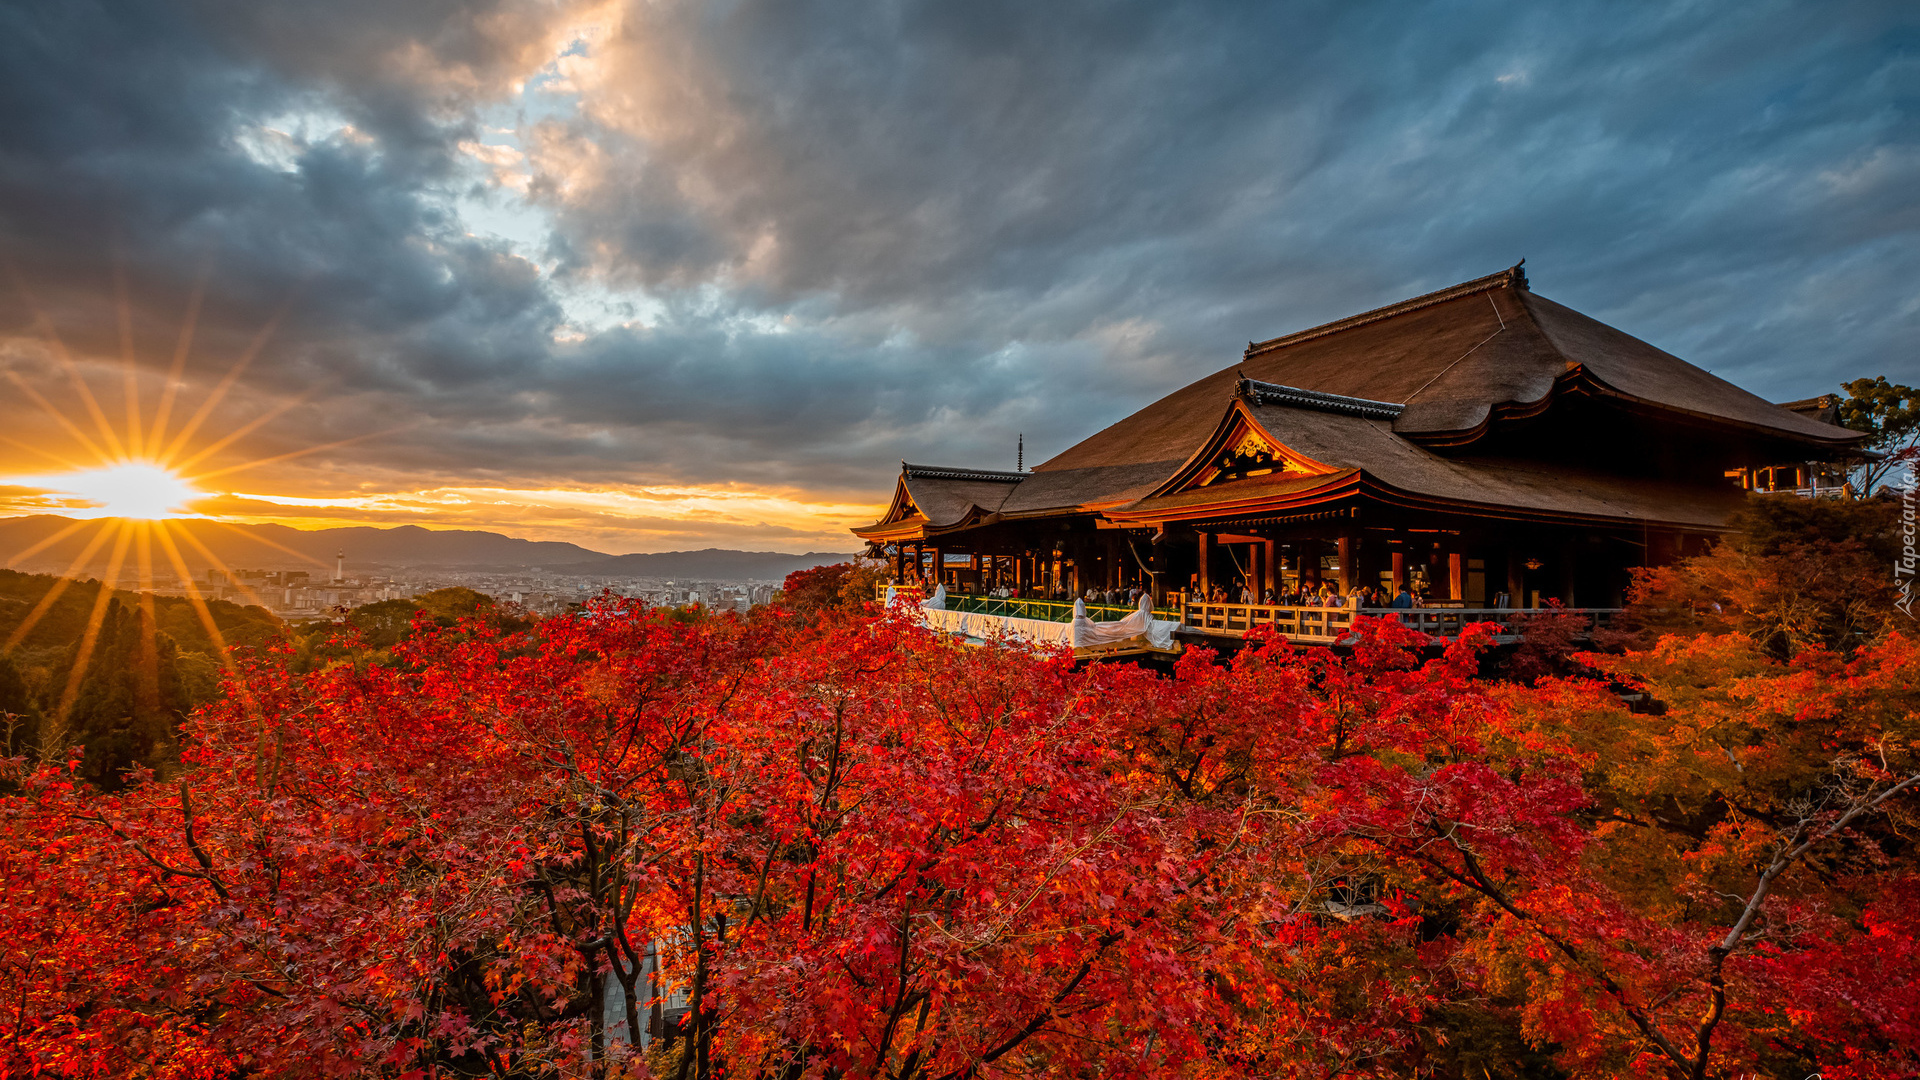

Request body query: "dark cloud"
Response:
[0, 0, 1913, 546]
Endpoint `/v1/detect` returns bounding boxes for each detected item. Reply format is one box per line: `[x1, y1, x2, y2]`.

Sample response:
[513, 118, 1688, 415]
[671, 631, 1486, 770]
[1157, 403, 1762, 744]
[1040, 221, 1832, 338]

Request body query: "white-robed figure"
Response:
[884, 583, 945, 608]
[1071, 591, 1178, 652]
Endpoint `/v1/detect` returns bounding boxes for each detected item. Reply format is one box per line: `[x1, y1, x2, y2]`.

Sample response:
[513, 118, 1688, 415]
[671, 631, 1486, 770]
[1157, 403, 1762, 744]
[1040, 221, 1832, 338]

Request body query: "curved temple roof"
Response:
[856, 265, 1861, 538]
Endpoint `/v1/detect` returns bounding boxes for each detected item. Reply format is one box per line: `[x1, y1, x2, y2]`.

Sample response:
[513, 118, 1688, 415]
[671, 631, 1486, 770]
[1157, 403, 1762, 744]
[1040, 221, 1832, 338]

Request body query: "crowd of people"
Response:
[984, 584, 1150, 606]
[1187, 578, 1418, 609]
[894, 575, 1432, 610]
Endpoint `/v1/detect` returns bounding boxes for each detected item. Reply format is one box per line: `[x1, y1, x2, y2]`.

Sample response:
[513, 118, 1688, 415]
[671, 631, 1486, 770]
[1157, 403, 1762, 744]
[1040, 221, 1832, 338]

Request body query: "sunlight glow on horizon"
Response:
[14, 462, 205, 520]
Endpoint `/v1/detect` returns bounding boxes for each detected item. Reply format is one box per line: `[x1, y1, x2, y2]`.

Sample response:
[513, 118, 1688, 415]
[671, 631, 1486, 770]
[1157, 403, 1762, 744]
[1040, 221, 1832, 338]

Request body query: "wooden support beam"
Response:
[1197, 531, 1212, 597]
[1559, 540, 1577, 607]
[1448, 552, 1464, 601]
[1263, 540, 1277, 602]
[1338, 536, 1356, 593]
[1390, 549, 1406, 592]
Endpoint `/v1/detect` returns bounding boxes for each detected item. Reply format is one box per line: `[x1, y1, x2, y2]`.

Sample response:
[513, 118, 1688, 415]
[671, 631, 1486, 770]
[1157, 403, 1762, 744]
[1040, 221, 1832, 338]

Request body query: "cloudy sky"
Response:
[0, 0, 1912, 553]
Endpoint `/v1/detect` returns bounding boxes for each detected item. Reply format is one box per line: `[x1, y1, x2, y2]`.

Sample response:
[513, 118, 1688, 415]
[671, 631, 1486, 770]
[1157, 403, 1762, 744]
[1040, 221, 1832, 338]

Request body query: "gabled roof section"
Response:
[1777, 394, 1842, 426]
[1111, 390, 1746, 530]
[851, 462, 1025, 540]
[1142, 381, 1357, 500]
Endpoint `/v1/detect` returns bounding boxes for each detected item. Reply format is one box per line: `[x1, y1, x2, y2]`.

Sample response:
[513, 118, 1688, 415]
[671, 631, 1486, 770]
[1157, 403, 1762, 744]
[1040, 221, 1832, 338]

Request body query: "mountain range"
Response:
[0, 515, 855, 581]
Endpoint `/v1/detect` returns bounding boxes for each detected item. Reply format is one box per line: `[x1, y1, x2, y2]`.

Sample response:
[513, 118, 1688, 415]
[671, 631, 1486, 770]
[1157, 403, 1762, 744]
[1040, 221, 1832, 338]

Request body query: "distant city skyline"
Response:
[1, 1, 1911, 552]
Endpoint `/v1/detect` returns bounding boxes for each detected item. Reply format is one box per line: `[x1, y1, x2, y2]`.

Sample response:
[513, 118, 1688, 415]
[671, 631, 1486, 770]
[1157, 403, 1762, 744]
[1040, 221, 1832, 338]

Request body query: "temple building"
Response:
[853, 264, 1861, 644]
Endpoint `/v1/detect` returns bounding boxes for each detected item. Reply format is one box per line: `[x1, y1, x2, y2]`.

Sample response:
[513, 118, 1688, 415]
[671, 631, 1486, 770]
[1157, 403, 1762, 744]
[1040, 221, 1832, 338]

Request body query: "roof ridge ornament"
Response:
[1236, 378, 1405, 420]
[901, 462, 1028, 483]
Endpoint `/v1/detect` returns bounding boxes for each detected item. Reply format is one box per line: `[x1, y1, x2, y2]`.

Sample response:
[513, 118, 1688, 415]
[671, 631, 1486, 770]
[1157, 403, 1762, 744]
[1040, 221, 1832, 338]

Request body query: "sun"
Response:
[37, 462, 204, 519]
[0, 273, 376, 752]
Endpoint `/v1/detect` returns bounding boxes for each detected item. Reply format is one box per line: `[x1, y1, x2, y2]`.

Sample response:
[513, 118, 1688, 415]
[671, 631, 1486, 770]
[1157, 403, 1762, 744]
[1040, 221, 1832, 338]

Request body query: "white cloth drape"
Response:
[917, 591, 1181, 653]
[1070, 592, 1179, 651]
[920, 608, 1075, 647]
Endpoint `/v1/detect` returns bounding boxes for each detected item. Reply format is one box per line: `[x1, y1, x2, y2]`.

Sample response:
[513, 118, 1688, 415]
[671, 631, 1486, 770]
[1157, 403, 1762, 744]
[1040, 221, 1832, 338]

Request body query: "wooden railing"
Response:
[1182, 601, 1357, 642]
[1181, 601, 1621, 645]
[882, 585, 1617, 647]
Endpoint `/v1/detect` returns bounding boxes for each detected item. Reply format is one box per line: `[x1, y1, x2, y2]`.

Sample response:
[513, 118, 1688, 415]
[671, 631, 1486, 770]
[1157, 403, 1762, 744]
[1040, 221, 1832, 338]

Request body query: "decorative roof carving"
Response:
[1236, 379, 1404, 420]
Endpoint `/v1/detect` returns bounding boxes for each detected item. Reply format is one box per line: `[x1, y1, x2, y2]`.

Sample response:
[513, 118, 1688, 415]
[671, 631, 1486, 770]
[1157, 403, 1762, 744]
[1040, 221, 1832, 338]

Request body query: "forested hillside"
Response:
[0, 569, 280, 788]
[0, 571, 517, 788]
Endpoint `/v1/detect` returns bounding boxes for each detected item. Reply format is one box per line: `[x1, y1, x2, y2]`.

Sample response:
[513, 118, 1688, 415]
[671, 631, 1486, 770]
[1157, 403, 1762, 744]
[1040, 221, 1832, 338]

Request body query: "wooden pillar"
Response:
[1506, 548, 1526, 609]
[1151, 526, 1167, 602]
[1196, 531, 1212, 596]
[1263, 541, 1277, 600]
[1559, 540, 1577, 607]
[932, 547, 945, 588]
[893, 545, 905, 582]
[1448, 552, 1465, 602]
[1390, 549, 1406, 593]
[1337, 536, 1356, 594]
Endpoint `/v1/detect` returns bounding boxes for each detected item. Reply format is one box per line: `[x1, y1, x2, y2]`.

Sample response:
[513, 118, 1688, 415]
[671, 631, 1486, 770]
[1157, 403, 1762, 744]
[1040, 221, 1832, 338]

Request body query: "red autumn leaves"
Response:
[4, 601, 1917, 1078]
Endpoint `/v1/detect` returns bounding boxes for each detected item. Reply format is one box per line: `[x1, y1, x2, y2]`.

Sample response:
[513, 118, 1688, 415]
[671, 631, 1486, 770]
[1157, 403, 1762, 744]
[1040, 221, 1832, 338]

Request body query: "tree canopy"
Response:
[4, 539, 1916, 1078]
[1838, 376, 1920, 495]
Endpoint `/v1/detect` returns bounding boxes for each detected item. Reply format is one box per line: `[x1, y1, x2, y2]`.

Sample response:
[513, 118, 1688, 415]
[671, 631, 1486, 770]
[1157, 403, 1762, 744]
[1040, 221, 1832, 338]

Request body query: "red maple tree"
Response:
[4, 600, 1917, 1078]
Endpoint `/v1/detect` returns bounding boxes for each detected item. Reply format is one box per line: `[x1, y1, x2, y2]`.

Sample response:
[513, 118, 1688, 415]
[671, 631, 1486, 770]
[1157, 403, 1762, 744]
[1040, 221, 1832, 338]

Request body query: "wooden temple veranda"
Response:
[853, 264, 1862, 648]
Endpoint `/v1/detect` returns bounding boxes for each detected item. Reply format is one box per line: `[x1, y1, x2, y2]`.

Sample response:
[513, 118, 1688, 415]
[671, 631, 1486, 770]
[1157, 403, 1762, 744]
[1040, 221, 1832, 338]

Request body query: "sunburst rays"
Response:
[1, 270, 347, 767]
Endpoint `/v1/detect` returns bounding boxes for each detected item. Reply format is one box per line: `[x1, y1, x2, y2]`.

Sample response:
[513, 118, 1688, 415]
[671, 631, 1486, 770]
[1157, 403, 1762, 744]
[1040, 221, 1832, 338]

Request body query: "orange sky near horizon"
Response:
[0, 480, 881, 555]
[0, 358, 882, 555]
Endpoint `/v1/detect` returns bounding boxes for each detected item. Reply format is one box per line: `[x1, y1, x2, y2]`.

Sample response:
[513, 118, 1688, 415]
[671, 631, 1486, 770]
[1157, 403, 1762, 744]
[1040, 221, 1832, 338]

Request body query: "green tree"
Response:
[47, 598, 192, 790]
[410, 586, 495, 620]
[0, 652, 41, 761]
[343, 598, 418, 649]
[1838, 376, 1920, 495]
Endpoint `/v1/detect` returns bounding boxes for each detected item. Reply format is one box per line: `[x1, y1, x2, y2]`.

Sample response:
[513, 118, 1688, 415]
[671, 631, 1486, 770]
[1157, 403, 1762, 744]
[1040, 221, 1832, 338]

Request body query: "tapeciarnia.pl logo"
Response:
[1898, 463, 1916, 619]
